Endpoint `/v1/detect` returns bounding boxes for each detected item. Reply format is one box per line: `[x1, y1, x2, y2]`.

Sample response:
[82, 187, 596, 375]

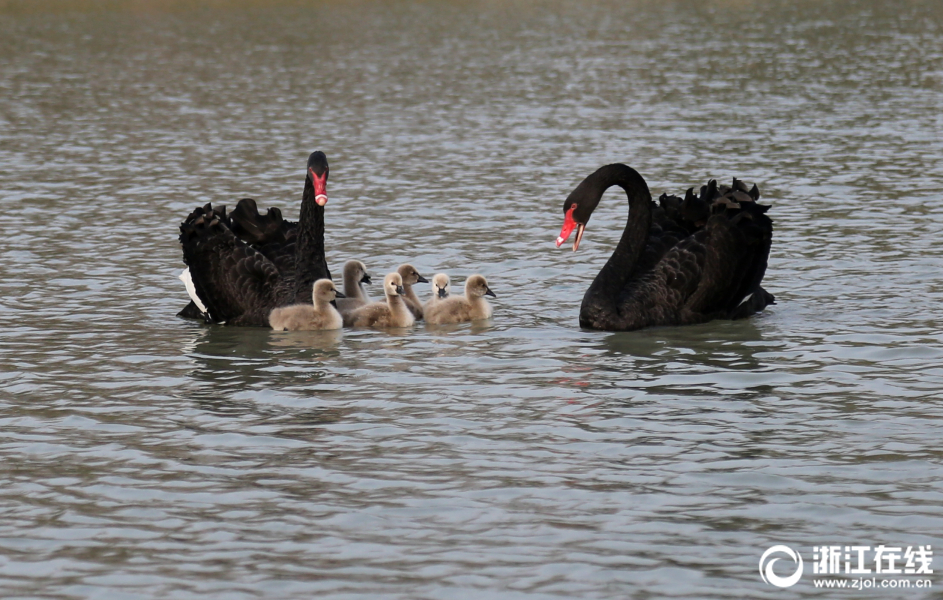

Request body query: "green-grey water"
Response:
[2, 1, 942, 598]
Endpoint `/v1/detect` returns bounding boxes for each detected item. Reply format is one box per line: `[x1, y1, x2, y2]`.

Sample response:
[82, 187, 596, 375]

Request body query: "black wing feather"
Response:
[179, 204, 287, 326]
[617, 180, 774, 328]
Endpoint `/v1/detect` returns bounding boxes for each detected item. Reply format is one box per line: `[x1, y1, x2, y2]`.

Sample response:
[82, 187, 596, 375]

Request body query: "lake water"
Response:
[2, 1, 942, 598]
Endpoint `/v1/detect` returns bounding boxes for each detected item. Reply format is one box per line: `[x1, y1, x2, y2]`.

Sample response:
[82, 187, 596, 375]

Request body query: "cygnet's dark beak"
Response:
[335, 291, 346, 299]
[485, 288, 497, 298]
[416, 274, 429, 284]
[437, 287, 448, 299]
[395, 285, 405, 295]
[361, 274, 372, 284]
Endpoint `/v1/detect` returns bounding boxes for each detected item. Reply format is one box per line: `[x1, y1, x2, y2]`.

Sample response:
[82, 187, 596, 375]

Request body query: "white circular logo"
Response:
[759, 545, 804, 588]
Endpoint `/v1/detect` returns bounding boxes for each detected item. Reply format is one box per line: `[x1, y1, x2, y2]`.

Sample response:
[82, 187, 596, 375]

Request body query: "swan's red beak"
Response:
[556, 205, 584, 251]
[309, 168, 328, 206]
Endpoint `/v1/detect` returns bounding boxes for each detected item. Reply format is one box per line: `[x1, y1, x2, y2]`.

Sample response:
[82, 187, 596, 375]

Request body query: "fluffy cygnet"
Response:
[344, 272, 415, 328]
[335, 260, 372, 315]
[397, 264, 429, 320]
[423, 273, 450, 313]
[424, 274, 495, 325]
[269, 279, 343, 331]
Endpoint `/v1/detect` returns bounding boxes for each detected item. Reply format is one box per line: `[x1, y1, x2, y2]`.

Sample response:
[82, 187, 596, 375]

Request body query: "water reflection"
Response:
[266, 328, 344, 351]
[424, 319, 495, 336]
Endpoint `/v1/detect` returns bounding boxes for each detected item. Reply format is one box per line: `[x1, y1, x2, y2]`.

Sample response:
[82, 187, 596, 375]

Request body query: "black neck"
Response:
[293, 176, 327, 301]
[583, 164, 652, 309]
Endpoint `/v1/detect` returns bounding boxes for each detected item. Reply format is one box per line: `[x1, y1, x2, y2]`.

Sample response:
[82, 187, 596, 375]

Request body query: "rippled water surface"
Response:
[2, 1, 943, 598]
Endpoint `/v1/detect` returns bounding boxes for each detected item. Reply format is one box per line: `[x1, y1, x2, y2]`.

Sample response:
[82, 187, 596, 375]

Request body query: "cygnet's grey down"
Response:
[344, 272, 416, 328]
[424, 274, 495, 325]
[335, 260, 372, 315]
[269, 279, 343, 331]
[423, 273, 450, 314]
[397, 264, 429, 320]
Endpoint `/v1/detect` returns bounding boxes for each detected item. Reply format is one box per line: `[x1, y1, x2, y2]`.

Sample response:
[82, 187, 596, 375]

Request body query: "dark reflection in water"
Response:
[1, 0, 942, 598]
[601, 319, 772, 363]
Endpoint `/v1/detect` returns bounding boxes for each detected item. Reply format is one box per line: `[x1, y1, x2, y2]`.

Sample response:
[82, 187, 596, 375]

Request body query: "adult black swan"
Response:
[556, 164, 775, 331]
[177, 151, 332, 326]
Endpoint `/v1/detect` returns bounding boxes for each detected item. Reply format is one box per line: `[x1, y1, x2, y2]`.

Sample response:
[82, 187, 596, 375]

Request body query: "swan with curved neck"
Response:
[557, 164, 774, 331]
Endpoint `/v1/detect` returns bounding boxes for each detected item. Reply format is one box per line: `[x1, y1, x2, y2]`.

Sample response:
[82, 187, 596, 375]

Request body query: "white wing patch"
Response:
[179, 268, 208, 314]
[737, 292, 754, 307]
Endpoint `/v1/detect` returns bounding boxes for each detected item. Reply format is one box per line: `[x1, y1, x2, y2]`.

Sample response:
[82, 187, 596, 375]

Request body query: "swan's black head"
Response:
[556, 163, 642, 251]
[557, 172, 605, 252]
[307, 151, 329, 207]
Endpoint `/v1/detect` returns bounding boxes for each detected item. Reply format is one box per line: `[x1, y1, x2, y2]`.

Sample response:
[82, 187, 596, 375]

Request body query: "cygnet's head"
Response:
[383, 272, 405, 297]
[313, 278, 339, 303]
[344, 260, 371, 285]
[431, 273, 450, 299]
[397, 264, 428, 287]
[465, 274, 496, 299]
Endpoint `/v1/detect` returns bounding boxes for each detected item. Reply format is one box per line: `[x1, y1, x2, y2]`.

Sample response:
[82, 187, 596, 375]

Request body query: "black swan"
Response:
[177, 151, 332, 326]
[556, 164, 774, 331]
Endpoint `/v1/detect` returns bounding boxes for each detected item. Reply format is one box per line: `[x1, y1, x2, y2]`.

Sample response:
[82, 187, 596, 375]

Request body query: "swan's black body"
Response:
[177, 152, 331, 326]
[561, 164, 774, 331]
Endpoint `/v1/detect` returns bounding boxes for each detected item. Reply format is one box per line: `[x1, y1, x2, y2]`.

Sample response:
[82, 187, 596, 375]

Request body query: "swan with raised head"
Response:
[556, 163, 774, 331]
[178, 151, 332, 326]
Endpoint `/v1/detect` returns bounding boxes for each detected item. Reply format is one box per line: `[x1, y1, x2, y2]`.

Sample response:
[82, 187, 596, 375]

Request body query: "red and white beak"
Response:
[556, 205, 585, 251]
[309, 168, 328, 206]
